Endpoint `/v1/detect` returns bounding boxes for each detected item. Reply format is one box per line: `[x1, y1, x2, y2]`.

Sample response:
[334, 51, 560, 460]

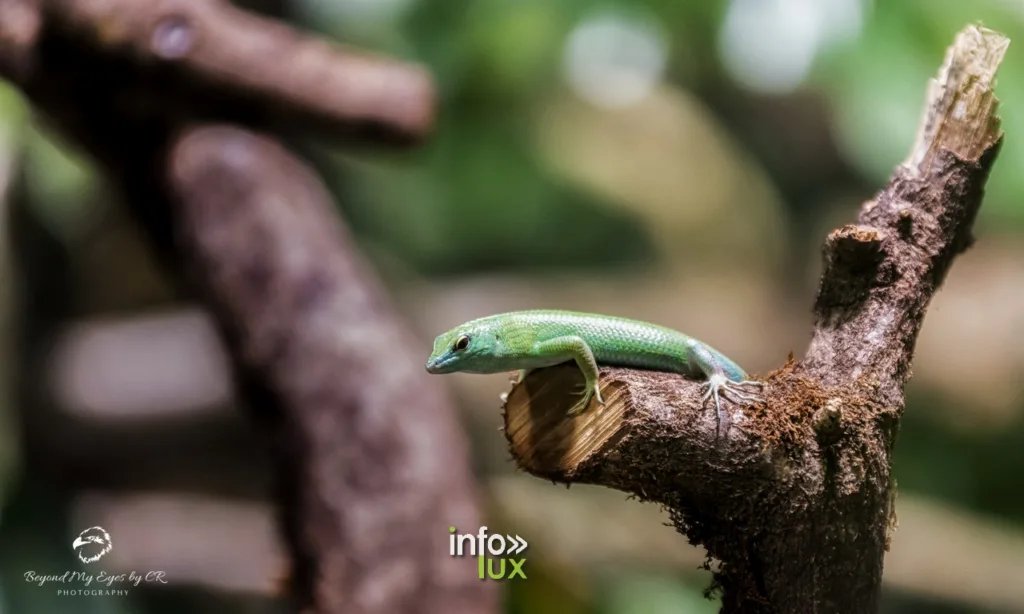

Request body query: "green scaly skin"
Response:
[425, 310, 762, 433]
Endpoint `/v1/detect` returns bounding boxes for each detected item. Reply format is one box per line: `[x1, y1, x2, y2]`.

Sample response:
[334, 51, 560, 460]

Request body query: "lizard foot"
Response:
[567, 381, 604, 416]
[700, 374, 763, 435]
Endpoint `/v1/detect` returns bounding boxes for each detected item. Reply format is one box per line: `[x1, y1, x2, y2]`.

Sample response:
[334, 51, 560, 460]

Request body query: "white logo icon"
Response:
[72, 526, 112, 564]
[505, 534, 528, 555]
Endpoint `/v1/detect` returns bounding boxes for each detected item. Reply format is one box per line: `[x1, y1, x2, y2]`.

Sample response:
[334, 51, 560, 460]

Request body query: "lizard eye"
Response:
[452, 335, 470, 352]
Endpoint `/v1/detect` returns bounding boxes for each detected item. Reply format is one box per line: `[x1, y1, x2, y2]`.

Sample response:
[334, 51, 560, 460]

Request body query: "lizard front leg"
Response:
[533, 335, 604, 416]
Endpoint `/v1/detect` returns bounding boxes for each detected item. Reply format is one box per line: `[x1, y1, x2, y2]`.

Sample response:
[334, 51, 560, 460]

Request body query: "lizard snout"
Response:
[425, 355, 446, 373]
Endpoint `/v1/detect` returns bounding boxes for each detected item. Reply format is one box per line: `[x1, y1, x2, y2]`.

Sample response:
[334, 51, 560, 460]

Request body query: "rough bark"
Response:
[503, 25, 1008, 614]
[0, 1, 496, 613]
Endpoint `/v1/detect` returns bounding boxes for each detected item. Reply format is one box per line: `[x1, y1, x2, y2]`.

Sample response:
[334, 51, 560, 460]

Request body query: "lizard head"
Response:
[425, 320, 499, 374]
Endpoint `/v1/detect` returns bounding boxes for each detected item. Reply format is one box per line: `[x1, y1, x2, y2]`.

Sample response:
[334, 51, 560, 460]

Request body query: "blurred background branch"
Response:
[0, 1, 493, 613]
[165, 126, 495, 614]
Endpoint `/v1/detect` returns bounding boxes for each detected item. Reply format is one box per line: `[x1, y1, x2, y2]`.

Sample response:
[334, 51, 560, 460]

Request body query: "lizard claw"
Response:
[720, 386, 760, 403]
[728, 380, 763, 392]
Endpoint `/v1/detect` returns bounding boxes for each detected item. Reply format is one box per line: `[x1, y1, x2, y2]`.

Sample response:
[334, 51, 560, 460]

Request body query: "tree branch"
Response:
[0, 1, 495, 613]
[0, 0, 434, 144]
[804, 24, 1008, 401]
[503, 24, 1008, 614]
[167, 126, 495, 614]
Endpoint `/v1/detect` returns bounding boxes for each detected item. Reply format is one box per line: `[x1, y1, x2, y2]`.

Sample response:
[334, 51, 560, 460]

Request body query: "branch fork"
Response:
[502, 25, 1008, 613]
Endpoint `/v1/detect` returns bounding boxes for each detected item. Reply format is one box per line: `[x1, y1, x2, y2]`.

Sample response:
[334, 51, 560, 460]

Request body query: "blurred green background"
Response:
[1, 0, 1023, 612]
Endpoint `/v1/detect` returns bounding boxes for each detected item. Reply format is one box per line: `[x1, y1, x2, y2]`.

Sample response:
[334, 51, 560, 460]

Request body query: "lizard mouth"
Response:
[425, 355, 453, 374]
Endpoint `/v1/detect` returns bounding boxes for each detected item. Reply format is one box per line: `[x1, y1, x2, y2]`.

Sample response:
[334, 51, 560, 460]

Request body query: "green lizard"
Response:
[425, 310, 762, 430]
